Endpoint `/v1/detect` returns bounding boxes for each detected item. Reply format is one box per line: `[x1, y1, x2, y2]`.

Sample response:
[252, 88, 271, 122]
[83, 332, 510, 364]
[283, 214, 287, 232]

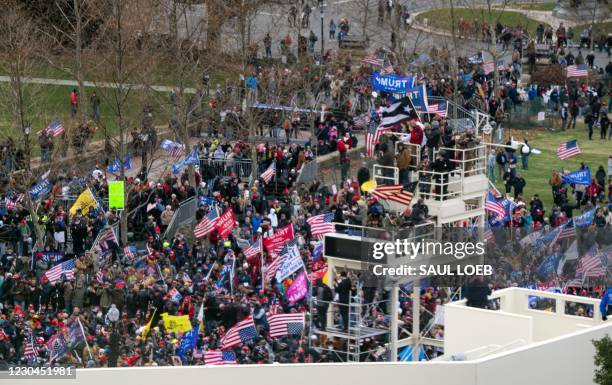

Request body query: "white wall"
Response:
[475, 323, 612, 385]
[12, 323, 612, 385]
[444, 301, 533, 355]
[13, 362, 476, 385]
[495, 288, 603, 342]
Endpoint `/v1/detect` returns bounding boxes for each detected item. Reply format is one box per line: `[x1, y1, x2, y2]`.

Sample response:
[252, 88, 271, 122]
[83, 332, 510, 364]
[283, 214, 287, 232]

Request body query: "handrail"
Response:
[162, 196, 197, 240]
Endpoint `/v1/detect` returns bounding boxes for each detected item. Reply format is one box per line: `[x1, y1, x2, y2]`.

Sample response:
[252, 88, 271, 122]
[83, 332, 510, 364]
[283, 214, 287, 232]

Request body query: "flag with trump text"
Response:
[214, 209, 236, 239]
[275, 240, 304, 282]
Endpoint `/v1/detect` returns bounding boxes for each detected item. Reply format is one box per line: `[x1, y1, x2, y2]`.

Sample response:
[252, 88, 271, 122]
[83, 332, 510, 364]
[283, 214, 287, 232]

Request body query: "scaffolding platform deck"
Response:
[314, 326, 389, 340]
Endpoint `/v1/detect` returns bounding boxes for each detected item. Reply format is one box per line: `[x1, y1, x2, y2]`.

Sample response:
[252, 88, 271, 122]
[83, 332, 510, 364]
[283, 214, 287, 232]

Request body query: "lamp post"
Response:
[106, 304, 120, 367]
[319, 3, 325, 57]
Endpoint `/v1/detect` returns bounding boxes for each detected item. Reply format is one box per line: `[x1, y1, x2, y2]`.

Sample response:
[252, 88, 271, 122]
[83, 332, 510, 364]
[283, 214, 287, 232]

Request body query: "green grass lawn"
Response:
[573, 21, 612, 36]
[491, 124, 609, 208]
[504, 2, 557, 11]
[416, 8, 548, 36]
[0, 82, 172, 156]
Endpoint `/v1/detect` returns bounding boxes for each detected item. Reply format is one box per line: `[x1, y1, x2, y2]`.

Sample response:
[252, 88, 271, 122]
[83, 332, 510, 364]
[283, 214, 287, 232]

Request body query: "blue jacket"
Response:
[600, 288, 612, 316]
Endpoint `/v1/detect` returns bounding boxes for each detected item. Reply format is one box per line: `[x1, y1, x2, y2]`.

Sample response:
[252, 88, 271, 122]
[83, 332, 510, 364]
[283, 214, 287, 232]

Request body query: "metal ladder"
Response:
[346, 295, 362, 362]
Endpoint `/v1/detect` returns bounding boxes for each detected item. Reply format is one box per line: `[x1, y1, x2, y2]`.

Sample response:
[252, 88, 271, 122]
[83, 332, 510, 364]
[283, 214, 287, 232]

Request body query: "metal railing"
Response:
[439, 145, 486, 178]
[373, 164, 399, 185]
[199, 158, 252, 181]
[416, 170, 463, 200]
[163, 196, 197, 240]
[428, 96, 476, 133]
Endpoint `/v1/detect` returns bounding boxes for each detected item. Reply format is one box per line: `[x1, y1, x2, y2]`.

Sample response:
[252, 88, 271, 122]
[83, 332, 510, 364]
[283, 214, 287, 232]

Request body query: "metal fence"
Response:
[163, 197, 197, 240]
[296, 160, 317, 185]
[199, 158, 253, 181]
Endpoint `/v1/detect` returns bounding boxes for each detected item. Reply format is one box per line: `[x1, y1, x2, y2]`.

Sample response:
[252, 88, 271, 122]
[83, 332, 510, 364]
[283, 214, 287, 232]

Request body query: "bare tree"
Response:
[0, 4, 49, 249]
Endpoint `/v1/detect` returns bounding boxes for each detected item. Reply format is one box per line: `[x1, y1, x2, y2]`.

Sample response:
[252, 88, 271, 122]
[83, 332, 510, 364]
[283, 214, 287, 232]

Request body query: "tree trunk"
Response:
[74, 0, 87, 125]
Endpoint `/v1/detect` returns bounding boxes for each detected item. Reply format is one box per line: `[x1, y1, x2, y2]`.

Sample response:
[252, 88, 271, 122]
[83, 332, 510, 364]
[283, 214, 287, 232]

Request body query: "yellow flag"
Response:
[141, 308, 157, 339]
[161, 313, 192, 333]
[69, 188, 98, 215]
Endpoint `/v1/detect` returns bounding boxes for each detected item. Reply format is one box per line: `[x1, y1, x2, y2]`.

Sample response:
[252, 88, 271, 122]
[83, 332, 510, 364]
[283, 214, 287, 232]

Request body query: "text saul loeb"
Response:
[369, 239, 492, 277]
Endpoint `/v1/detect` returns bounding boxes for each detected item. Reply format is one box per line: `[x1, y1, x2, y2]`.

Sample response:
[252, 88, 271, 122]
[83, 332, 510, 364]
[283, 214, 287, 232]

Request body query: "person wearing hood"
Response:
[268, 208, 278, 229]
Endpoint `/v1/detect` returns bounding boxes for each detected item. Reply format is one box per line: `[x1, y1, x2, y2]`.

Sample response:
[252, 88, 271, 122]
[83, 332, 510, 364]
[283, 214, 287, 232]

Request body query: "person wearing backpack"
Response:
[496, 150, 507, 180]
[315, 279, 333, 331]
[520, 139, 532, 170]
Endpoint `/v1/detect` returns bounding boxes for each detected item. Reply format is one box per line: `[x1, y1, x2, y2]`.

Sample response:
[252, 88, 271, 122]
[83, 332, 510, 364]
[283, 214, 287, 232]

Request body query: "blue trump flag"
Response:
[404, 84, 429, 112]
[173, 147, 199, 174]
[371, 72, 416, 93]
[574, 208, 596, 228]
[537, 252, 562, 279]
[562, 168, 590, 185]
[178, 323, 199, 363]
[29, 178, 52, 201]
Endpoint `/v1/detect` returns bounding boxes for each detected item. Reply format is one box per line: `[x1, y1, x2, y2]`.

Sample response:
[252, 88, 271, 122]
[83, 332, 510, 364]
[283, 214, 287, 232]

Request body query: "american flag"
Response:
[307, 212, 336, 238]
[260, 162, 276, 184]
[44, 258, 75, 285]
[98, 227, 118, 250]
[361, 54, 383, 67]
[557, 219, 576, 240]
[352, 113, 371, 130]
[243, 238, 261, 259]
[380, 63, 394, 75]
[557, 140, 581, 160]
[483, 227, 494, 243]
[47, 118, 65, 137]
[426, 101, 448, 117]
[268, 312, 305, 338]
[266, 253, 284, 281]
[366, 123, 391, 157]
[566, 64, 588, 78]
[5, 194, 24, 211]
[194, 208, 220, 238]
[95, 270, 104, 283]
[387, 190, 414, 206]
[483, 61, 495, 75]
[123, 246, 135, 259]
[485, 191, 506, 219]
[204, 350, 237, 365]
[220, 316, 257, 349]
[576, 246, 606, 277]
[160, 139, 184, 162]
[24, 337, 39, 360]
[371, 184, 403, 200]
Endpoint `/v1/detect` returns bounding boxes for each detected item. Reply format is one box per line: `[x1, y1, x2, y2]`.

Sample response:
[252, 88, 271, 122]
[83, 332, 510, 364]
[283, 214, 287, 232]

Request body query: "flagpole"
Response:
[76, 318, 94, 361]
[260, 236, 265, 294]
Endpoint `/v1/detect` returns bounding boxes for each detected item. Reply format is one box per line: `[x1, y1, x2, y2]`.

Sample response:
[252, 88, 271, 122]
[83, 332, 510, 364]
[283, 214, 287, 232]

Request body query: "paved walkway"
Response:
[0, 76, 197, 94]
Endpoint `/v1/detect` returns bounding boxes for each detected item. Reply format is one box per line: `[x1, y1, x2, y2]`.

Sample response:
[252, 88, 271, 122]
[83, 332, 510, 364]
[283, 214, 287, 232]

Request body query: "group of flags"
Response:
[365, 96, 419, 157]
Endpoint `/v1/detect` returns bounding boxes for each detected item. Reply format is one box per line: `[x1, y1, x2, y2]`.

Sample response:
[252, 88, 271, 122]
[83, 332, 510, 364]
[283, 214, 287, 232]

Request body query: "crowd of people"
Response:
[0, 1, 610, 370]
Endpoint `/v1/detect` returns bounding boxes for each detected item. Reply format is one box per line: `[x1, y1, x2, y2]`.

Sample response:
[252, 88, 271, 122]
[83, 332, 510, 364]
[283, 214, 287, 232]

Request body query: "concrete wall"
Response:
[475, 322, 612, 385]
[444, 301, 533, 355]
[496, 288, 603, 342]
[12, 323, 612, 385]
[13, 362, 476, 385]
